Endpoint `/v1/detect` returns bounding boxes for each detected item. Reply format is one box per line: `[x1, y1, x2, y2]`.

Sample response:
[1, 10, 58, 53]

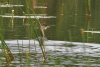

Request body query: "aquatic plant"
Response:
[24, 0, 47, 60]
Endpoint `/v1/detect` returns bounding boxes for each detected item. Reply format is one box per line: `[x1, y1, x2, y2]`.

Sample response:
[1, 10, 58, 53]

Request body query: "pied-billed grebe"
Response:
[38, 23, 50, 45]
[40, 23, 50, 37]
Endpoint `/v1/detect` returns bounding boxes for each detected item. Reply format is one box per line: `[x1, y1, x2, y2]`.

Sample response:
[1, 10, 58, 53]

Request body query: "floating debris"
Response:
[84, 31, 100, 33]
[0, 4, 24, 7]
[25, 14, 47, 16]
[1, 15, 56, 19]
[33, 6, 47, 8]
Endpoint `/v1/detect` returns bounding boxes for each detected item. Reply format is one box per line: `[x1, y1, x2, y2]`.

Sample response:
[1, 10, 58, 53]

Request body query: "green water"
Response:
[0, 0, 100, 43]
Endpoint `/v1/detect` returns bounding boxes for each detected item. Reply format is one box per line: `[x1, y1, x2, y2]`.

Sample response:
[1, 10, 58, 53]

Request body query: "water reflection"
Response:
[1, 40, 100, 66]
[0, 0, 100, 67]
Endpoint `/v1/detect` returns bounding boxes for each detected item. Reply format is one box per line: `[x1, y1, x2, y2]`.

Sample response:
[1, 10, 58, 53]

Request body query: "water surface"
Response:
[0, 0, 100, 67]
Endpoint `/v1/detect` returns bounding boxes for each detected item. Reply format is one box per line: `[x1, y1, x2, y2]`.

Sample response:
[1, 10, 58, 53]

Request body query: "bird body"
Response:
[38, 23, 50, 45]
[40, 23, 50, 37]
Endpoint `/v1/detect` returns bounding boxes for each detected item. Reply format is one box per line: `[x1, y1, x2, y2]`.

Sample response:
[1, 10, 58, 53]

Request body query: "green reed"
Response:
[85, 0, 91, 42]
[68, 30, 72, 42]
[24, 0, 47, 60]
[87, 0, 91, 14]
[0, 8, 14, 66]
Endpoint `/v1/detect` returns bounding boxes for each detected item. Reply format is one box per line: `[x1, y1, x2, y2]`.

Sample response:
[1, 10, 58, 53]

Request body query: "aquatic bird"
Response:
[40, 23, 50, 37]
[38, 23, 50, 45]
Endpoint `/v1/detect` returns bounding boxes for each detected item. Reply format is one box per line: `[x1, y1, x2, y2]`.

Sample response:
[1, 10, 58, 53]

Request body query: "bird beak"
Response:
[47, 26, 50, 28]
[45, 26, 50, 30]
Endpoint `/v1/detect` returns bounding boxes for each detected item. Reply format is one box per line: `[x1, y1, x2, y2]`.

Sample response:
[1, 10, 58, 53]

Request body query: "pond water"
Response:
[0, 0, 100, 67]
[1, 40, 100, 67]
